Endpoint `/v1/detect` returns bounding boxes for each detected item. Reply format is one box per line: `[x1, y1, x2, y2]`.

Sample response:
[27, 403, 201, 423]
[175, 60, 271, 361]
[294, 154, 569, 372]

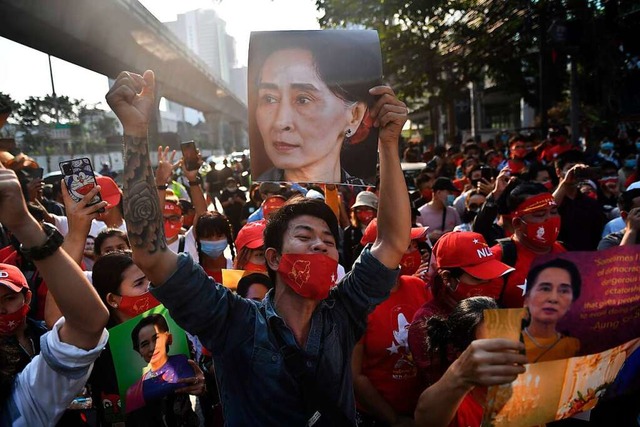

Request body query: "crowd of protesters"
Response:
[0, 71, 639, 427]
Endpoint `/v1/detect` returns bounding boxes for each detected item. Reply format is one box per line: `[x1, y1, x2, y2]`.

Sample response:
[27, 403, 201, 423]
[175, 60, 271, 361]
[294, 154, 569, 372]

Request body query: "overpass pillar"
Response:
[230, 121, 247, 150]
[204, 112, 224, 154]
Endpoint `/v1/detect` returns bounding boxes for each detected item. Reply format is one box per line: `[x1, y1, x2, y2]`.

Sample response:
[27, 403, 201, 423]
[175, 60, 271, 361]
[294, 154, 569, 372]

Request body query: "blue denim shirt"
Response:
[150, 247, 399, 426]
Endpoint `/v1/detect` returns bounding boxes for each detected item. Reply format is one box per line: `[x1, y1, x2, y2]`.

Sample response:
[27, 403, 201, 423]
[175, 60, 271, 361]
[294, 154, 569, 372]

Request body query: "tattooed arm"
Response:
[106, 70, 178, 286]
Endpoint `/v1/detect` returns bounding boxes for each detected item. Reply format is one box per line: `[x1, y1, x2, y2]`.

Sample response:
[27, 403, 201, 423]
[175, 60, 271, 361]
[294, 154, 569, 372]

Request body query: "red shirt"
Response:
[490, 239, 566, 308]
[360, 276, 430, 415]
[449, 393, 483, 427]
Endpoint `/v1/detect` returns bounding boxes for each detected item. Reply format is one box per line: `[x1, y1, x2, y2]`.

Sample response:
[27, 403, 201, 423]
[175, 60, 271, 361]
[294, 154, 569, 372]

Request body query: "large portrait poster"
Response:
[248, 30, 382, 185]
[533, 245, 640, 356]
[108, 305, 193, 414]
[482, 310, 640, 427]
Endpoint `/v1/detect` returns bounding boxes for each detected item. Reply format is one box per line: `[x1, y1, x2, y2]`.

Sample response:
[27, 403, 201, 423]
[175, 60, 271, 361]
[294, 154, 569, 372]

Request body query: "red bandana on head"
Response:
[513, 193, 560, 246]
[277, 253, 338, 300]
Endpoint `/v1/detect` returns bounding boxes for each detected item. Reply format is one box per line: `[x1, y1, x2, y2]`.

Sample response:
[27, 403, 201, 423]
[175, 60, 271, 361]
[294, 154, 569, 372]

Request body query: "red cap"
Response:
[432, 232, 513, 280]
[360, 218, 428, 246]
[0, 263, 29, 293]
[235, 220, 266, 251]
[263, 195, 286, 217]
[96, 176, 122, 209]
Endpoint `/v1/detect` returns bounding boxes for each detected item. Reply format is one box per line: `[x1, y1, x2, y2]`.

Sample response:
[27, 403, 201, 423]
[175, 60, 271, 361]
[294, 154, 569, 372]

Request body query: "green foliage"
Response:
[316, 0, 639, 130]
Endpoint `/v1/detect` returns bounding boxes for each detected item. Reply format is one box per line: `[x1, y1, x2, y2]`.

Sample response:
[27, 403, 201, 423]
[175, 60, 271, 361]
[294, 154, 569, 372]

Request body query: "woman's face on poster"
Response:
[525, 267, 574, 325]
[256, 48, 364, 178]
[137, 323, 171, 365]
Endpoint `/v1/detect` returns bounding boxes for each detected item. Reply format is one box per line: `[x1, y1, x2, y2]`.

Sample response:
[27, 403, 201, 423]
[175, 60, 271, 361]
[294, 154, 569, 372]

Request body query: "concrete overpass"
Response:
[0, 0, 248, 151]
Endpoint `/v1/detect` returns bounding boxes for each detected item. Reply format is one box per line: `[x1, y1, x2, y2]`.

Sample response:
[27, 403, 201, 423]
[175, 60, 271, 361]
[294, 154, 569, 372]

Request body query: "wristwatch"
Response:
[20, 222, 64, 261]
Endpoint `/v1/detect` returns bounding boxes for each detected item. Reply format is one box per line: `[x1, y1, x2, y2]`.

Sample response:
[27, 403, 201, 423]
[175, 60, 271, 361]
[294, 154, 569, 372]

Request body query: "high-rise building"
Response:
[165, 9, 236, 86]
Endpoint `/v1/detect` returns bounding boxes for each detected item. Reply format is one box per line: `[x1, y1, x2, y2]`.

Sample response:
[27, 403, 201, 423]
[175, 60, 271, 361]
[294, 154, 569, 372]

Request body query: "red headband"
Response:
[513, 193, 556, 217]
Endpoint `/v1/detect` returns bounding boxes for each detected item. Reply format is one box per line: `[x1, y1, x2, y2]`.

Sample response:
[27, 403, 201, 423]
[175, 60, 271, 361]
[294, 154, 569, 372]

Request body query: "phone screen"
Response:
[481, 166, 493, 181]
[181, 141, 199, 171]
[59, 158, 104, 211]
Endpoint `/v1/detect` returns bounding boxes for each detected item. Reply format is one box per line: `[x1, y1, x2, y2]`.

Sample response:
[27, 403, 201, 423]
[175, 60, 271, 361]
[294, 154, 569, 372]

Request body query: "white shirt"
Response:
[2, 317, 108, 427]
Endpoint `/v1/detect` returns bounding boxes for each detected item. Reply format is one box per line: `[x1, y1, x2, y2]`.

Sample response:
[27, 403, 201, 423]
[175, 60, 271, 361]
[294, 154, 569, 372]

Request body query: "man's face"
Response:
[280, 215, 339, 262]
[137, 324, 171, 365]
[0, 286, 27, 315]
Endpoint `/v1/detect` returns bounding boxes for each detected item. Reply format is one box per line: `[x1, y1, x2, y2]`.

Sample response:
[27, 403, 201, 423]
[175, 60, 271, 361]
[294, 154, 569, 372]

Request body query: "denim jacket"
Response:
[150, 247, 398, 426]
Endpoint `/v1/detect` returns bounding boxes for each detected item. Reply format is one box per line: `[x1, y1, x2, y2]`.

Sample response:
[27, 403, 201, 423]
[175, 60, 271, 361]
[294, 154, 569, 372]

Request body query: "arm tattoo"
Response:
[122, 135, 167, 254]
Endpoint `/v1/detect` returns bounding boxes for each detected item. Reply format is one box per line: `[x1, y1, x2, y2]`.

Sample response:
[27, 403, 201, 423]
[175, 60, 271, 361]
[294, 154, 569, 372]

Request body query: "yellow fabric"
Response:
[323, 184, 340, 220]
[524, 334, 580, 363]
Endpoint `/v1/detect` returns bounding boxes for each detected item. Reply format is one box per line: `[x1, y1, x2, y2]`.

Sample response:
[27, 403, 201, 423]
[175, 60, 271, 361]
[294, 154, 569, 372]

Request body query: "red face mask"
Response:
[449, 279, 500, 302]
[277, 253, 338, 300]
[420, 188, 433, 201]
[511, 147, 527, 159]
[355, 210, 375, 226]
[0, 301, 30, 335]
[164, 220, 182, 240]
[244, 262, 267, 273]
[399, 250, 422, 276]
[117, 292, 161, 318]
[520, 216, 561, 246]
[542, 181, 554, 191]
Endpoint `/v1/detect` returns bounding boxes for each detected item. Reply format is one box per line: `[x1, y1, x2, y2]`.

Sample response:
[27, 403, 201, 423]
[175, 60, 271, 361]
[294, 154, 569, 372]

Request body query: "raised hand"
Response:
[368, 86, 408, 144]
[155, 146, 179, 187]
[105, 70, 156, 137]
[0, 162, 30, 232]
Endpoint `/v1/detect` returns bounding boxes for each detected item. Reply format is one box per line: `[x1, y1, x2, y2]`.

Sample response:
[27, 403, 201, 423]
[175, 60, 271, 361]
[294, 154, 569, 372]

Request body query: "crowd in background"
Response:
[1, 115, 639, 426]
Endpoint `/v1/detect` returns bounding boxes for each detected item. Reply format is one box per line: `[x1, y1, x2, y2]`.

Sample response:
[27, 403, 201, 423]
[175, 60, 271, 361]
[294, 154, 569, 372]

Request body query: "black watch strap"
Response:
[20, 223, 64, 261]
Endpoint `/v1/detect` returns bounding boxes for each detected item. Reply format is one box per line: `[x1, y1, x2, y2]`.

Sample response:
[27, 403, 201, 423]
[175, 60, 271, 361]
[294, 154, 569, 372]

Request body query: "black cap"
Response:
[432, 177, 458, 192]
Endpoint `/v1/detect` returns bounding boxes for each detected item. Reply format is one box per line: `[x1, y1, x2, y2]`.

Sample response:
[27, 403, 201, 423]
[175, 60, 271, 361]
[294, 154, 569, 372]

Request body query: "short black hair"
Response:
[525, 258, 581, 300]
[94, 228, 130, 257]
[263, 196, 339, 284]
[131, 314, 170, 353]
[555, 150, 585, 172]
[620, 189, 640, 213]
[236, 273, 273, 299]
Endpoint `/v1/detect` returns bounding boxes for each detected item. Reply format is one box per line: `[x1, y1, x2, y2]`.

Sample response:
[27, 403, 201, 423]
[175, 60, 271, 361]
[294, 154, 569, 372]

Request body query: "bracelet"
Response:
[156, 184, 168, 190]
[20, 223, 64, 261]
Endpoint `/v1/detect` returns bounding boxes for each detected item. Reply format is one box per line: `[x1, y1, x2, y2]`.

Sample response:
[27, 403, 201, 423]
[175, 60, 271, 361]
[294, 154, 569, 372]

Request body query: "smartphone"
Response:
[480, 166, 493, 181]
[19, 167, 44, 183]
[59, 158, 104, 212]
[575, 166, 601, 181]
[180, 141, 199, 171]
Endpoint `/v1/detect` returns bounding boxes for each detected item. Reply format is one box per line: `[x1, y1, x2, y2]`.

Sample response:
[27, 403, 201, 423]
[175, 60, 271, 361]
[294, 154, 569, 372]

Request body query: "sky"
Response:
[0, 0, 321, 109]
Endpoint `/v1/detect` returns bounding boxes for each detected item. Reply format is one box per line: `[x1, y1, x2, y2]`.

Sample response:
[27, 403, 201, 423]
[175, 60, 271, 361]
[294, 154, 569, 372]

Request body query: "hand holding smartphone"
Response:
[59, 158, 105, 212]
[180, 141, 200, 171]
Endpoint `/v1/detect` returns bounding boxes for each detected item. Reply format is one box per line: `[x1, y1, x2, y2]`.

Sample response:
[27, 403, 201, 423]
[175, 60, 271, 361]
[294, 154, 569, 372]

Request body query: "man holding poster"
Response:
[106, 55, 410, 426]
[248, 30, 382, 185]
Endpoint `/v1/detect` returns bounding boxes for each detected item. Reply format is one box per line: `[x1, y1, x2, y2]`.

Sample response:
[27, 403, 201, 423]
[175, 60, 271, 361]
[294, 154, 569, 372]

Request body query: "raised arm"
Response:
[45, 183, 107, 328]
[0, 165, 108, 350]
[106, 70, 178, 285]
[368, 86, 411, 269]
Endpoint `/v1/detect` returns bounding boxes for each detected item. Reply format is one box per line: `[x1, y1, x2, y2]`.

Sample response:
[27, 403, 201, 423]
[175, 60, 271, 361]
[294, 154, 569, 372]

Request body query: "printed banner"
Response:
[248, 29, 382, 185]
[531, 245, 640, 356]
[481, 303, 640, 426]
[108, 305, 193, 414]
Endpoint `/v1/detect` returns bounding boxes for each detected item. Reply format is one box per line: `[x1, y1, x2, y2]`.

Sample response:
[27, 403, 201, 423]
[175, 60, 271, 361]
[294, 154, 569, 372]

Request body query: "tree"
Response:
[316, 0, 639, 139]
[15, 95, 81, 154]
